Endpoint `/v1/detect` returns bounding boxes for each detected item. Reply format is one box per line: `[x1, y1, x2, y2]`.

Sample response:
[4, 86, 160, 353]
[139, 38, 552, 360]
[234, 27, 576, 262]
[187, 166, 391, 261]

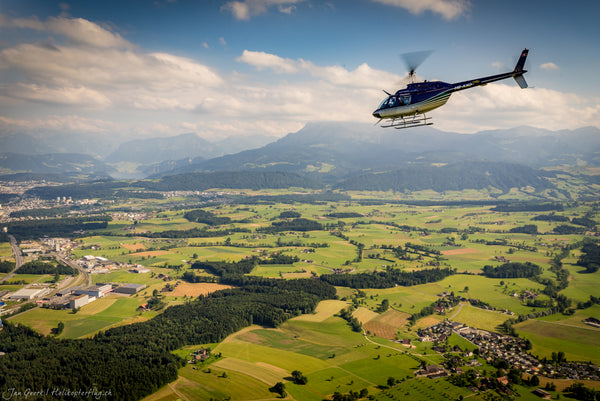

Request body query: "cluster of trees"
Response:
[278, 211, 301, 219]
[0, 260, 15, 273]
[482, 262, 542, 279]
[564, 382, 600, 401]
[320, 267, 455, 289]
[532, 213, 570, 222]
[338, 306, 362, 332]
[184, 209, 231, 226]
[9, 207, 71, 219]
[409, 295, 460, 324]
[509, 224, 538, 235]
[577, 242, 600, 273]
[258, 218, 323, 233]
[16, 260, 76, 275]
[0, 277, 335, 401]
[553, 224, 586, 235]
[325, 212, 362, 218]
[191, 258, 257, 277]
[260, 253, 299, 265]
[4, 216, 110, 240]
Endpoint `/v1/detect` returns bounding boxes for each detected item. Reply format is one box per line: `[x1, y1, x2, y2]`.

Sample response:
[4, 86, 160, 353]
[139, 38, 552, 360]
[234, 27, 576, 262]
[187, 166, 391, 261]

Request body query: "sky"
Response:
[0, 0, 599, 143]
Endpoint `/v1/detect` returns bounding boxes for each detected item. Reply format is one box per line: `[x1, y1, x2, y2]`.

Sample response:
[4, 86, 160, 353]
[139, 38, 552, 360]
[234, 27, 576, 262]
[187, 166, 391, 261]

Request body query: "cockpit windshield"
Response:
[377, 95, 410, 110]
[378, 96, 398, 109]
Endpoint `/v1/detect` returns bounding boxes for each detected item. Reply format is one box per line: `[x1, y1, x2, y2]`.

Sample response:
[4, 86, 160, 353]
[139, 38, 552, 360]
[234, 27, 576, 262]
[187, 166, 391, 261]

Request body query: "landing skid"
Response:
[380, 114, 433, 129]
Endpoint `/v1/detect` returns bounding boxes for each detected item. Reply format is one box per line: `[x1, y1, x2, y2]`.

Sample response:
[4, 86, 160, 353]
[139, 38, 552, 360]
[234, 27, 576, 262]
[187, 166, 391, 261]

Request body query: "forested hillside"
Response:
[334, 162, 553, 192]
[0, 277, 336, 401]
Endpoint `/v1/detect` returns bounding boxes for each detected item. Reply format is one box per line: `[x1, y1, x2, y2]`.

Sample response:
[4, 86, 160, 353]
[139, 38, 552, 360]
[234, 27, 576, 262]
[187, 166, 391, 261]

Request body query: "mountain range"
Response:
[1, 123, 599, 197]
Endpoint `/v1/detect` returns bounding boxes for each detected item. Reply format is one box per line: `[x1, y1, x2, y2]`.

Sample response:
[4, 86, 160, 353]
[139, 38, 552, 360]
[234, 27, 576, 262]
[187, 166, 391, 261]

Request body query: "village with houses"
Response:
[415, 320, 600, 388]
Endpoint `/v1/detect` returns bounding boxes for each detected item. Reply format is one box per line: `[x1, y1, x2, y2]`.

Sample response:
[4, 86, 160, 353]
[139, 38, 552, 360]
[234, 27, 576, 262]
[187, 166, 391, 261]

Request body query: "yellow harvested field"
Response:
[170, 282, 232, 297]
[352, 306, 378, 324]
[130, 250, 169, 257]
[377, 308, 410, 327]
[364, 321, 396, 340]
[441, 247, 479, 255]
[292, 300, 348, 322]
[121, 242, 147, 251]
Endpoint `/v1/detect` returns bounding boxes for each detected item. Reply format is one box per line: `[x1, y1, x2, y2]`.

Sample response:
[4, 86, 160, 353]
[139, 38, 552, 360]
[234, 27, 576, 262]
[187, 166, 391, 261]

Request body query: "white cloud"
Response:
[435, 83, 600, 132]
[540, 62, 559, 71]
[221, 0, 304, 20]
[1, 14, 132, 49]
[0, 114, 116, 133]
[1, 14, 597, 142]
[6, 83, 111, 108]
[237, 50, 400, 88]
[370, 0, 470, 20]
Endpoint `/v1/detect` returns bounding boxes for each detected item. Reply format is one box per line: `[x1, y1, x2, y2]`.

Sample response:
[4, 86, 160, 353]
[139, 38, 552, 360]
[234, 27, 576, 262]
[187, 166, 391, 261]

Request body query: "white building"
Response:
[69, 294, 90, 309]
[8, 287, 49, 300]
[75, 284, 112, 298]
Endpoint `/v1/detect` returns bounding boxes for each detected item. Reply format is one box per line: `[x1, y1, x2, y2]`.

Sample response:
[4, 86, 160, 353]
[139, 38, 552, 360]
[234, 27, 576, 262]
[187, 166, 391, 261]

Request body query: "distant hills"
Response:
[165, 123, 600, 178]
[0, 153, 112, 176]
[1, 123, 599, 198]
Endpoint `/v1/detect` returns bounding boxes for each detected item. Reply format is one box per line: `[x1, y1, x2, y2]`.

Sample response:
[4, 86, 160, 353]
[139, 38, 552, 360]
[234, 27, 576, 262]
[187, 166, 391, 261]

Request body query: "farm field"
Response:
[3, 195, 599, 401]
[9, 295, 145, 338]
[515, 318, 600, 364]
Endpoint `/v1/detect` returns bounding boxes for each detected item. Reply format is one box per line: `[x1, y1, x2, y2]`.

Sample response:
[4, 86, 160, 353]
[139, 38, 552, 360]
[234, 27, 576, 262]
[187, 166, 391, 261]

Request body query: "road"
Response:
[53, 252, 92, 288]
[0, 234, 24, 283]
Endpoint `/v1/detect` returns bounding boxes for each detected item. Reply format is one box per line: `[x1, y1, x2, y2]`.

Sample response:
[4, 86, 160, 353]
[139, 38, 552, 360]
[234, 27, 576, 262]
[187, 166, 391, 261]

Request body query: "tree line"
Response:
[17, 260, 76, 275]
[320, 267, 455, 289]
[5, 216, 110, 240]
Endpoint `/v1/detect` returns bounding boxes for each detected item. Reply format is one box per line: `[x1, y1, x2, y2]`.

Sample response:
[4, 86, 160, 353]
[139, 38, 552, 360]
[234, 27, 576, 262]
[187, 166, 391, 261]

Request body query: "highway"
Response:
[0, 234, 24, 283]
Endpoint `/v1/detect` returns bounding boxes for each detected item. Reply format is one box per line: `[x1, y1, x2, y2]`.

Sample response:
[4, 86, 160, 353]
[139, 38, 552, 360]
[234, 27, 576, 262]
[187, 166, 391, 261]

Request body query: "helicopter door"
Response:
[399, 95, 411, 105]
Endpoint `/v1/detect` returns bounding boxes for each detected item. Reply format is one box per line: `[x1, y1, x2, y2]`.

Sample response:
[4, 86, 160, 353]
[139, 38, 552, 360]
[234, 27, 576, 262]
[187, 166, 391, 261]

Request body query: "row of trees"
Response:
[320, 267, 455, 289]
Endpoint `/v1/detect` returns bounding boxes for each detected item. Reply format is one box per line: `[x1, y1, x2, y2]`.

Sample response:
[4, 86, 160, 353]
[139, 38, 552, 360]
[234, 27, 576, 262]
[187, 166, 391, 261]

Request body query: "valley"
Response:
[1, 186, 598, 401]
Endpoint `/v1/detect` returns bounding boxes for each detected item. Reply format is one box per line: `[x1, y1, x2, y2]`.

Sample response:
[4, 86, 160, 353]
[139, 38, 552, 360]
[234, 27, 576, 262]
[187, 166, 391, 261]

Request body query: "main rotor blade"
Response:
[401, 50, 433, 75]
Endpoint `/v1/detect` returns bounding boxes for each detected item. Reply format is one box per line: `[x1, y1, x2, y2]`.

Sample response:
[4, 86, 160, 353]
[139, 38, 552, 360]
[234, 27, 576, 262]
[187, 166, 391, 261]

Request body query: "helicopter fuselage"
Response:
[373, 49, 529, 124]
[372, 81, 453, 119]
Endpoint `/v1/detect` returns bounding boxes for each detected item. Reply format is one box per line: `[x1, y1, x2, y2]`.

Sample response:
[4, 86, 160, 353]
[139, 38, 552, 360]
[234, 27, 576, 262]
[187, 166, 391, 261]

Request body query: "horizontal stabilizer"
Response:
[514, 74, 528, 89]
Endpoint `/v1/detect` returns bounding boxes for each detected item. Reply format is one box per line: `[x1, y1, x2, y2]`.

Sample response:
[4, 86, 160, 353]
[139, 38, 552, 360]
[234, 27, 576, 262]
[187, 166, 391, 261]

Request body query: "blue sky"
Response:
[1, 0, 599, 141]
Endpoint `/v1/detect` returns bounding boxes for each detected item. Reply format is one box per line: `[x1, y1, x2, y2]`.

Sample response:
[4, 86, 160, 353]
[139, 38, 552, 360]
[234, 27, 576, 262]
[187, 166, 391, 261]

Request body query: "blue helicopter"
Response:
[373, 49, 529, 129]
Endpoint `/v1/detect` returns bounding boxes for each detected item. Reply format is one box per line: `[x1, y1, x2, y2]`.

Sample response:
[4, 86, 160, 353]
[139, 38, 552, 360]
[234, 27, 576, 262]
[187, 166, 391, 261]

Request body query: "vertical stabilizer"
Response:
[514, 48, 528, 73]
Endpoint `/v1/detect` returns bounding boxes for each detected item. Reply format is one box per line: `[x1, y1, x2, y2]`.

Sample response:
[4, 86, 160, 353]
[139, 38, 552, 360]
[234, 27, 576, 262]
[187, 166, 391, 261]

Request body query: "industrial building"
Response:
[8, 287, 50, 300]
[74, 284, 112, 298]
[69, 294, 90, 309]
[114, 283, 146, 294]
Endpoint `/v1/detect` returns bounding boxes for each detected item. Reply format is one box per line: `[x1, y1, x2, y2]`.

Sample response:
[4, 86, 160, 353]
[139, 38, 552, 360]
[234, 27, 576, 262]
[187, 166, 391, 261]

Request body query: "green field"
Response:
[9, 295, 145, 338]
[4, 196, 599, 401]
[515, 318, 600, 364]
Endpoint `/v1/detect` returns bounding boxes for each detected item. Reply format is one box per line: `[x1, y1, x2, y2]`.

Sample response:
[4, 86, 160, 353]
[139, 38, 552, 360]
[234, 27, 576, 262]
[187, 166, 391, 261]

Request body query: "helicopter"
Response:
[373, 48, 529, 129]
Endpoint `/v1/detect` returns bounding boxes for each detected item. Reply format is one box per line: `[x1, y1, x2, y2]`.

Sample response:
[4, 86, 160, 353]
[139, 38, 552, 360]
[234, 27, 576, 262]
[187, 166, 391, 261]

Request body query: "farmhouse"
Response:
[114, 283, 146, 294]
